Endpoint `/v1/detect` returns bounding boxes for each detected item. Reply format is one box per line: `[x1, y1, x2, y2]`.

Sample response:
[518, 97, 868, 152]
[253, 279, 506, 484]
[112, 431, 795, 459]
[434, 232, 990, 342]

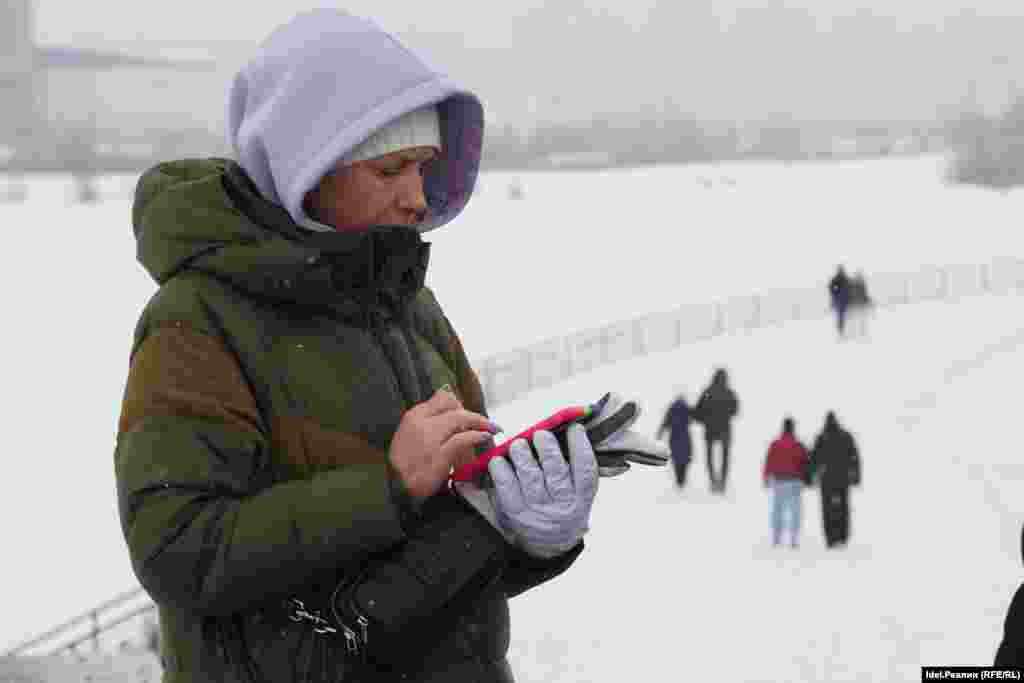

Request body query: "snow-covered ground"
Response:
[498, 292, 1024, 682]
[2, 154, 1022, 680]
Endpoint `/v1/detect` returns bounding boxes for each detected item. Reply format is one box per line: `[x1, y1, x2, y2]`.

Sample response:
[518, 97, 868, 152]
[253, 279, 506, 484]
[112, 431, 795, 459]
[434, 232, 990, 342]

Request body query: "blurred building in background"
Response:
[1, 0, 1020, 181]
[1, 0, 228, 173]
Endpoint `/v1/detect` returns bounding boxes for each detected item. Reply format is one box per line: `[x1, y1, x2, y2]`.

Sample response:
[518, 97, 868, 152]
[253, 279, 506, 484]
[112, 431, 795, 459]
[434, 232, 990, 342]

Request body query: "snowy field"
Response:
[498, 292, 1024, 682]
[2, 153, 1023, 680]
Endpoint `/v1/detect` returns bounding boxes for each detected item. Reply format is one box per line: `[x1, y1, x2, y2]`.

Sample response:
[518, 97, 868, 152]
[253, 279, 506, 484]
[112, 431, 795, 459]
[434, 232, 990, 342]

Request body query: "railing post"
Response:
[632, 317, 646, 358]
[523, 346, 533, 397]
[601, 327, 609, 367]
[91, 611, 100, 653]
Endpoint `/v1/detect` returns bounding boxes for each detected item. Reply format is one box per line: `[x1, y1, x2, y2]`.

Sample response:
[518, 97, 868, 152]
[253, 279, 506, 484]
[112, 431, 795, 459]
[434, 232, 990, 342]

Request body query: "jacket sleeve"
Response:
[847, 434, 861, 485]
[331, 493, 508, 645]
[807, 437, 822, 481]
[115, 319, 407, 617]
[762, 445, 774, 480]
[441, 313, 586, 597]
[502, 541, 585, 599]
[799, 443, 812, 485]
[693, 393, 708, 424]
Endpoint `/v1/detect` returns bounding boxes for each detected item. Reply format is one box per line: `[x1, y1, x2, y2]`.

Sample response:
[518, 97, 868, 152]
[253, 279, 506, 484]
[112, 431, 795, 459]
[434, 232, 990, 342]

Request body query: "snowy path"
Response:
[498, 292, 1024, 682]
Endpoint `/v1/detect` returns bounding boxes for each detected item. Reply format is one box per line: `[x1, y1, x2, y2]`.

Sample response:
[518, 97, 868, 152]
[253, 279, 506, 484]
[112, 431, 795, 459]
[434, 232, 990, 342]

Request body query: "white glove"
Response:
[454, 424, 598, 559]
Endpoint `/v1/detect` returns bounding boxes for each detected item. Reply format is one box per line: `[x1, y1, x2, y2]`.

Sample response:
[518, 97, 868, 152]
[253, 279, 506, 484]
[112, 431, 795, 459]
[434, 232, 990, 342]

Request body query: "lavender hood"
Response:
[227, 9, 484, 232]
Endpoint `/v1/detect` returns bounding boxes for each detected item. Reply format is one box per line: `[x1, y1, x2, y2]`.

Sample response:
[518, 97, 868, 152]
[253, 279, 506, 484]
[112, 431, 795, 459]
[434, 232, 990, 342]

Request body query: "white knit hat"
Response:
[297, 105, 443, 232]
[341, 105, 441, 165]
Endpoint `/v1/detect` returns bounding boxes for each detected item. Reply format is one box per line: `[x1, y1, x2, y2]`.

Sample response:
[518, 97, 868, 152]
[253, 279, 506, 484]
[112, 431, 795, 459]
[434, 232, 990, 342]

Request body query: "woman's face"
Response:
[303, 146, 439, 231]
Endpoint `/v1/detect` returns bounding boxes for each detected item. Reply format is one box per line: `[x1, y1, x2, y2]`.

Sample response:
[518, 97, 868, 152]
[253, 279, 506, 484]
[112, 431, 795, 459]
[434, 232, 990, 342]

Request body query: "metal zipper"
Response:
[367, 309, 424, 409]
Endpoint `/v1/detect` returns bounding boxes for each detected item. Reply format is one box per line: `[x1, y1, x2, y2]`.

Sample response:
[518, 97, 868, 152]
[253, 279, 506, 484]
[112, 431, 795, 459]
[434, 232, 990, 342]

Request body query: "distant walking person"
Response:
[657, 393, 694, 489]
[995, 522, 1024, 666]
[808, 412, 862, 548]
[829, 265, 852, 338]
[762, 417, 810, 548]
[846, 270, 874, 338]
[694, 369, 740, 494]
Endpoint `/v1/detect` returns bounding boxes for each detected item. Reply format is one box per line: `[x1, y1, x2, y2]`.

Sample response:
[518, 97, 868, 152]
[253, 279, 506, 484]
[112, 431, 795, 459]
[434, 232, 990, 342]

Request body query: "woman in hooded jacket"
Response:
[114, 10, 601, 682]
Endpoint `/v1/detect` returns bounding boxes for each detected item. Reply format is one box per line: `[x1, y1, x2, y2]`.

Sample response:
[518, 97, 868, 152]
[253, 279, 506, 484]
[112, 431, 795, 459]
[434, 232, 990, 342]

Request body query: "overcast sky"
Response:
[33, 0, 1024, 45]
[28, 1, 1024, 133]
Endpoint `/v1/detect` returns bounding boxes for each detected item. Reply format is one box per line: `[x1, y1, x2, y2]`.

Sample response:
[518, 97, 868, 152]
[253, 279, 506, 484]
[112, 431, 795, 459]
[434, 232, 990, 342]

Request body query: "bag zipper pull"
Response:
[341, 623, 360, 656]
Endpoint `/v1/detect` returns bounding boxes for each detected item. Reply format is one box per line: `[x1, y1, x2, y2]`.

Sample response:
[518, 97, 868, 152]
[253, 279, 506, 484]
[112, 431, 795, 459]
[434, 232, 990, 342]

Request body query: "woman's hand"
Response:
[389, 389, 499, 501]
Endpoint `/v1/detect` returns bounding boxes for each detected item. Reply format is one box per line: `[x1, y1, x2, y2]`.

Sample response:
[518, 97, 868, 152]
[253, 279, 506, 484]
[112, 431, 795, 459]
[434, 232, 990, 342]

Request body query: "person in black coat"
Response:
[829, 265, 852, 338]
[995, 523, 1024, 665]
[657, 394, 694, 489]
[693, 369, 740, 494]
[808, 411, 861, 547]
[846, 271, 874, 338]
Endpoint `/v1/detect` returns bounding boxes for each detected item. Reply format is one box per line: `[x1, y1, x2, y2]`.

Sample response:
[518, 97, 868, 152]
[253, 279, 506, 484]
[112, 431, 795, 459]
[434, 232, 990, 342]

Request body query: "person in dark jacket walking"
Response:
[657, 393, 694, 488]
[693, 369, 740, 494]
[808, 411, 862, 548]
[762, 417, 810, 548]
[846, 270, 874, 338]
[114, 10, 608, 682]
[995, 523, 1024, 666]
[829, 265, 852, 338]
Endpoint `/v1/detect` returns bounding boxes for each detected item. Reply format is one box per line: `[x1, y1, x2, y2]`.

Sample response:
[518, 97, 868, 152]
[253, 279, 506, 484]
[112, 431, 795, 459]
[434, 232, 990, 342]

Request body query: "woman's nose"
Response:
[396, 167, 428, 214]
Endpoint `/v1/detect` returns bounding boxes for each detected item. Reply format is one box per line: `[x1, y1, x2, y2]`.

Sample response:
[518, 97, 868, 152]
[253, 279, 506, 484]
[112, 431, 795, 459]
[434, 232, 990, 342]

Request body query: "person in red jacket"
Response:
[763, 417, 810, 548]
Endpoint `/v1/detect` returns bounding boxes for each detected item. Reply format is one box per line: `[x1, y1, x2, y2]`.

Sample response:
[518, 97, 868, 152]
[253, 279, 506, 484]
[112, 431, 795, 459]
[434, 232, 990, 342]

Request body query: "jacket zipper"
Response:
[365, 309, 417, 410]
[366, 308, 434, 408]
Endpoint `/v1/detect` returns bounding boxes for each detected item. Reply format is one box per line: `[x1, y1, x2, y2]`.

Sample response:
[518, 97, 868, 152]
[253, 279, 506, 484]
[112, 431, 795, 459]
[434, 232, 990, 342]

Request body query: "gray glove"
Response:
[579, 393, 670, 477]
[455, 424, 598, 559]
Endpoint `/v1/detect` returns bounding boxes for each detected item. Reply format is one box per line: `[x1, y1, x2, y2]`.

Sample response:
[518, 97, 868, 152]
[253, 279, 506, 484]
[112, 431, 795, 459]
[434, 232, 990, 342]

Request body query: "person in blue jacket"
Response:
[657, 393, 694, 489]
[829, 265, 852, 338]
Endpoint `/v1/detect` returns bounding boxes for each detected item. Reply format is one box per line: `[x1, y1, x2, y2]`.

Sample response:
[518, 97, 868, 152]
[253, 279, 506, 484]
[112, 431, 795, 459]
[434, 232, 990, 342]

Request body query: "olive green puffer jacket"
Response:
[115, 158, 581, 682]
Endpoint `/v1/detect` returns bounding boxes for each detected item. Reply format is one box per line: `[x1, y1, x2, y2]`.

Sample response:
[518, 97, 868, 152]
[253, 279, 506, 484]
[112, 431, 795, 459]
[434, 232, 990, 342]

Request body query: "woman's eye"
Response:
[378, 167, 401, 177]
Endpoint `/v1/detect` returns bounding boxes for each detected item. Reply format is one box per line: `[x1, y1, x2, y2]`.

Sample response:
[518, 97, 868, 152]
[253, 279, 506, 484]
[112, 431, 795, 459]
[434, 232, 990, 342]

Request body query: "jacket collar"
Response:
[220, 162, 430, 319]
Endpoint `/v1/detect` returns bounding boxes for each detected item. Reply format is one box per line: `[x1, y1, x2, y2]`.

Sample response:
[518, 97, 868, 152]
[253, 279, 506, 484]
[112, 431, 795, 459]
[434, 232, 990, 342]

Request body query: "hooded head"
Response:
[227, 9, 484, 233]
[824, 411, 840, 432]
[782, 417, 795, 435]
[712, 368, 729, 386]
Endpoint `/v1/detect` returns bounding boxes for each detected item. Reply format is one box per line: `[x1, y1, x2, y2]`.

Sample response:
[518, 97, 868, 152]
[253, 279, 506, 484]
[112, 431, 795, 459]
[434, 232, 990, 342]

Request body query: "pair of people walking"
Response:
[829, 265, 874, 339]
[658, 368, 740, 494]
[762, 412, 862, 549]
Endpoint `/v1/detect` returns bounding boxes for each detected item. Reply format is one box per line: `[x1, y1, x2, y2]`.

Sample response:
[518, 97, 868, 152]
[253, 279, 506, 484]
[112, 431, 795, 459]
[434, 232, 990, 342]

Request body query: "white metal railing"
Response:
[2, 588, 154, 658]
[10, 256, 1024, 659]
[475, 257, 1024, 407]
